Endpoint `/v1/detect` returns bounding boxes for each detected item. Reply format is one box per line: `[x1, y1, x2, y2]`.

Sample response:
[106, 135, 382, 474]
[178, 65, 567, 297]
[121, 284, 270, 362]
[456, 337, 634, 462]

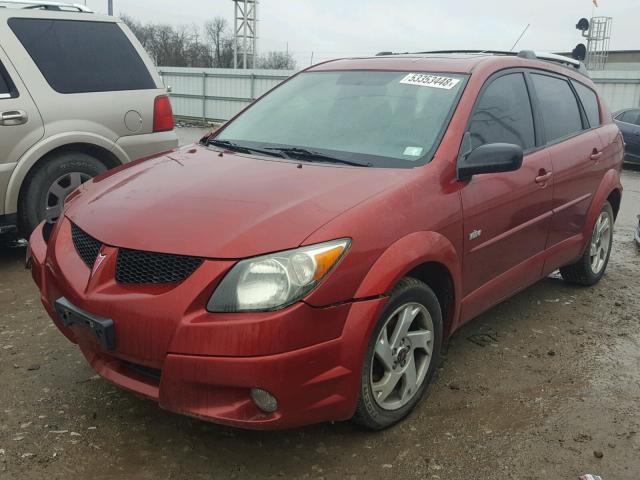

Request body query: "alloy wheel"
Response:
[370, 302, 435, 411]
[45, 172, 91, 223]
[589, 210, 612, 275]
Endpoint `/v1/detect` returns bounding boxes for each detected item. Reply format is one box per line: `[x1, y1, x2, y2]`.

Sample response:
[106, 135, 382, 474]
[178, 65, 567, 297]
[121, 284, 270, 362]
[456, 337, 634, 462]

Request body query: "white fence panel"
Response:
[159, 66, 640, 122]
[158, 67, 295, 123]
[591, 70, 640, 112]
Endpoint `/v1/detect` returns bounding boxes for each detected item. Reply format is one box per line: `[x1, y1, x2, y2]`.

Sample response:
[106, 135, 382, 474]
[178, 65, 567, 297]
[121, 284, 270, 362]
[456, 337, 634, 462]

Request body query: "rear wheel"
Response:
[560, 201, 614, 286]
[352, 277, 443, 430]
[18, 151, 106, 237]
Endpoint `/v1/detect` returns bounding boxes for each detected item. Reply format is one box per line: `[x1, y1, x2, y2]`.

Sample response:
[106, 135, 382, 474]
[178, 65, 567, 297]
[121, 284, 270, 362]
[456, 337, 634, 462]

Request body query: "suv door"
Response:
[528, 73, 605, 268]
[615, 109, 640, 160]
[459, 71, 553, 320]
[0, 47, 44, 217]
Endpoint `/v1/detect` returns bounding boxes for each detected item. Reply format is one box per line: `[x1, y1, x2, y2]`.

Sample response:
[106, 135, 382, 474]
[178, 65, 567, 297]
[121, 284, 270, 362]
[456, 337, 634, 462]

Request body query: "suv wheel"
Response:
[560, 201, 614, 286]
[352, 277, 442, 430]
[19, 151, 106, 237]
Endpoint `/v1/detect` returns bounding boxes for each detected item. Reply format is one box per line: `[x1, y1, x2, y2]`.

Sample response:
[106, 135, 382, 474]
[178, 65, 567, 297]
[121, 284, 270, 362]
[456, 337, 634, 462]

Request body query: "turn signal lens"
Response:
[313, 245, 346, 280]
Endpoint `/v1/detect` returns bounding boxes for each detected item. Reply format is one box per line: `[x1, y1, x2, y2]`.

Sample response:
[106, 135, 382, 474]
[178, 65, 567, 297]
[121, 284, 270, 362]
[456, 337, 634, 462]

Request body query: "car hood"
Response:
[65, 145, 405, 258]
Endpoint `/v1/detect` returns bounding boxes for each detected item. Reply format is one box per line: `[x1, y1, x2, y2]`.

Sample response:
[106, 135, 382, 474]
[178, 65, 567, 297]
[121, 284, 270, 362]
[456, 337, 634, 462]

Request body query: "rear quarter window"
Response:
[531, 73, 583, 143]
[0, 62, 18, 98]
[572, 81, 601, 128]
[9, 18, 156, 94]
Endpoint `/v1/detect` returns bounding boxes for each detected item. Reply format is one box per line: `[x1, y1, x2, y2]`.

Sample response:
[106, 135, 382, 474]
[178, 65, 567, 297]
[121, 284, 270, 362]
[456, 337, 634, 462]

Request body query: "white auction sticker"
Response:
[400, 73, 460, 89]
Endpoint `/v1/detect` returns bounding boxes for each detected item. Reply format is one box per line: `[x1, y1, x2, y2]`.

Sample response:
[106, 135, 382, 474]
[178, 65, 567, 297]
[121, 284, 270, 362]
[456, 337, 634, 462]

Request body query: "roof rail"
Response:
[415, 49, 518, 56]
[521, 50, 589, 75]
[378, 49, 589, 76]
[0, 0, 92, 12]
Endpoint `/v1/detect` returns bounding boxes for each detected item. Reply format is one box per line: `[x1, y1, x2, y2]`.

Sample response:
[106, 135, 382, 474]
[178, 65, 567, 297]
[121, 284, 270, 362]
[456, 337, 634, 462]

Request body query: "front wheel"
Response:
[560, 201, 614, 286]
[352, 277, 443, 430]
[18, 152, 106, 237]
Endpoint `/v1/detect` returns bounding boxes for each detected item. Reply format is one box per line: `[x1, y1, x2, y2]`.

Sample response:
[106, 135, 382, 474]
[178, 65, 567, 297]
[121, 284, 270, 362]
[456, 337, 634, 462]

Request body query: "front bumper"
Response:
[28, 220, 386, 429]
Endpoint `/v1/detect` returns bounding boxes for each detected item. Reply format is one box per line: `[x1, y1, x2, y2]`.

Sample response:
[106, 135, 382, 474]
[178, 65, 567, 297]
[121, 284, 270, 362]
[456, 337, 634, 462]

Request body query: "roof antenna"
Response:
[509, 24, 530, 52]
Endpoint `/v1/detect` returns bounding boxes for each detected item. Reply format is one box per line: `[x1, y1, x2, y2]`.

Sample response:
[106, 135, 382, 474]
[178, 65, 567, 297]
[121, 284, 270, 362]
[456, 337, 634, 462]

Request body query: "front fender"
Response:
[4, 132, 130, 216]
[355, 231, 461, 299]
[353, 231, 462, 335]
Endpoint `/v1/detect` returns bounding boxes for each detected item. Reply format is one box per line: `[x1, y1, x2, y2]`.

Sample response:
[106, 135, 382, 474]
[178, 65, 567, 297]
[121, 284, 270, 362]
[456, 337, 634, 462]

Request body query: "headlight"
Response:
[208, 238, 350, 312]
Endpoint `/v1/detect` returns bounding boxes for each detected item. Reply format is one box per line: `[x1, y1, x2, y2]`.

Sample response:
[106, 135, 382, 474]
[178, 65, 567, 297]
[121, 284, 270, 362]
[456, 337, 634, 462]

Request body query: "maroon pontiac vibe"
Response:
[28, 51, 624, 430]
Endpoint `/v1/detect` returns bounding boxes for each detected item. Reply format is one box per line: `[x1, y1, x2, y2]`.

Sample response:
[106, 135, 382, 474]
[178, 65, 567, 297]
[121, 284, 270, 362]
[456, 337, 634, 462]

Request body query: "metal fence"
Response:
[158, 67, 295, 123]
[159, 66, 640, 123]
[591, 70, 640, 112]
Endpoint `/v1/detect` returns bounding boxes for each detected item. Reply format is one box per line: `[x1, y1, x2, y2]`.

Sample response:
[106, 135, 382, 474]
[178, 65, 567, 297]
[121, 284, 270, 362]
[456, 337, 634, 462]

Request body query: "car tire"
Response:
[18, 151, 106, 237]
[560, 201, 614, 286]
[352, 277, 443, 430]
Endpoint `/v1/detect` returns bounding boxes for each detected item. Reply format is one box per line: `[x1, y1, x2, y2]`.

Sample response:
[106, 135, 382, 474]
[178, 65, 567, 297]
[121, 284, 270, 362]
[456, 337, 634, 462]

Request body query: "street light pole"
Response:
[107, 0, 113, 15]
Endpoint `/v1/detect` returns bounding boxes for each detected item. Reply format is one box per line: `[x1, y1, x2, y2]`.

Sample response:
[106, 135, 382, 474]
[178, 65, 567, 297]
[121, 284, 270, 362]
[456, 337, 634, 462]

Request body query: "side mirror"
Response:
[457, 142, 524, 181]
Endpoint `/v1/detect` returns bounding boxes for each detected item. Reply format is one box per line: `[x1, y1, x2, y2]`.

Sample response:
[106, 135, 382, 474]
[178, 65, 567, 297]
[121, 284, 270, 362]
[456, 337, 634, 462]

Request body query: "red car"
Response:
[28, 51, 624, 430]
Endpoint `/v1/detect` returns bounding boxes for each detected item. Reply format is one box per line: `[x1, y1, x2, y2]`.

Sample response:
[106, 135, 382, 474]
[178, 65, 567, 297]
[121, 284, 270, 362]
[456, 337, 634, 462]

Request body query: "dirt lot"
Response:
[1, 166, 639, 480]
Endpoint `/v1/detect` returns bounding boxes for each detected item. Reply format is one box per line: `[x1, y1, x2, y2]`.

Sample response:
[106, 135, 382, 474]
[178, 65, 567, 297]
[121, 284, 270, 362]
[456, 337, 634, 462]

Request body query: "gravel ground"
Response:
[1, 167, 639, 480]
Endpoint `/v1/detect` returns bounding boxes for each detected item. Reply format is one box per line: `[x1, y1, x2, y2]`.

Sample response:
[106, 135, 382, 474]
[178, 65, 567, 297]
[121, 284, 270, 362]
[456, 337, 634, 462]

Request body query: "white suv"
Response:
[0, 1, 178, 237]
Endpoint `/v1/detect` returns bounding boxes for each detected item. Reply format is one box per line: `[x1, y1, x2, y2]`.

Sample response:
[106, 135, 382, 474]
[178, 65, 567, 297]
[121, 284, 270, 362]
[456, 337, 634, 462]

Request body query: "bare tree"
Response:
[257, 51, 297, 70]
[205, 17, 231, 68]
[121, 15, 293, 70]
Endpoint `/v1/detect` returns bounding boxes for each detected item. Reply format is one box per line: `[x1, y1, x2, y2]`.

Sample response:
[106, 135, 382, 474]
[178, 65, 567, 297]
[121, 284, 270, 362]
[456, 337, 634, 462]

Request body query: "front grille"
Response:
[71, 223, 102, 268]
[115, 248, 203, 285]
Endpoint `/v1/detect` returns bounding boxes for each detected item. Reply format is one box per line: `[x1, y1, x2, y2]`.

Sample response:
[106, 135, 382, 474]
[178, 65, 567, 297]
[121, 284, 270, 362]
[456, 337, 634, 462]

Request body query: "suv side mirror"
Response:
[457, 142, 524, 181]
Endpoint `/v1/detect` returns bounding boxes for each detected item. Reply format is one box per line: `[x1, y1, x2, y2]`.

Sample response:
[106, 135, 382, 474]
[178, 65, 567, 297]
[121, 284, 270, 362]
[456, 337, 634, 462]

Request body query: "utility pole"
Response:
[107, 0, 113, 15]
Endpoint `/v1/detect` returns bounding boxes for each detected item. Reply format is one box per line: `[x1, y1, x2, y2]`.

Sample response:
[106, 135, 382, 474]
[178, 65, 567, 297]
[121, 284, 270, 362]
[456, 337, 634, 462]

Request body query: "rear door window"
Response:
[9, 18, 155, 94]
[531, 73, 583, 143]
[618, 110, 640, 126]
[572, 81, 601, 128]
[468, 73, 535, 151]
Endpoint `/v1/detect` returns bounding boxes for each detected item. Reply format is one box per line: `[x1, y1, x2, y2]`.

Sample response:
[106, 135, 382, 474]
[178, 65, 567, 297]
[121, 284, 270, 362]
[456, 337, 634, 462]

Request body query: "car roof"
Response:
[309, 52, 591, 84]
[0, 6, 115, 22]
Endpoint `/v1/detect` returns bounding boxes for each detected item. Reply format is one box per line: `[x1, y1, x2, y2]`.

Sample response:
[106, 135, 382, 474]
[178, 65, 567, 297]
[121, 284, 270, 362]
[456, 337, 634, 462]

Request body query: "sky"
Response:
[84, 0, 638, 68]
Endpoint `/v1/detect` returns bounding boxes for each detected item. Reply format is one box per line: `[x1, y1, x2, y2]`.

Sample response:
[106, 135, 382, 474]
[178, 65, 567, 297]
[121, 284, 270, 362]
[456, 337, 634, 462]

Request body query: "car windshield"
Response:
[211, 70, 467, 168]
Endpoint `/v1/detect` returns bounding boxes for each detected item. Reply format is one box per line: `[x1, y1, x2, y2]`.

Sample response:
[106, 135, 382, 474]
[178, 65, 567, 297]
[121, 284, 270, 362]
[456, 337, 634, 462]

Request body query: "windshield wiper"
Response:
[264, 147, 371, 167]
[208, 139, 286, 159]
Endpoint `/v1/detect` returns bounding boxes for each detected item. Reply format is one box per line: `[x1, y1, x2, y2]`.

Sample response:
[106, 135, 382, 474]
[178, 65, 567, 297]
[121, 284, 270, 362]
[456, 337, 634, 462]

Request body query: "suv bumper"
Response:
[116, 130, 179, 162]
[28, 221, 386, 429]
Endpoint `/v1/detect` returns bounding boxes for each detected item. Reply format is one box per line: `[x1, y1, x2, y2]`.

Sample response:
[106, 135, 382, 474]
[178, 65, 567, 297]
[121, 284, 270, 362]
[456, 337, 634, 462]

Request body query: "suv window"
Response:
[0, 62, 17, 99]
[531, 74, 583, 143]
[572, 81, 601, 128]
[618, 110, 640, 126]
[9, 18, 155, 94]
[468, 73, 535, 151]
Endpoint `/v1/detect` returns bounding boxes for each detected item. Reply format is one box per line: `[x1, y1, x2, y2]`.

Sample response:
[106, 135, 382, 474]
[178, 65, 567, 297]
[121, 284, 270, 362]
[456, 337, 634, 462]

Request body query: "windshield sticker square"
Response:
[403, 146, 424, 157]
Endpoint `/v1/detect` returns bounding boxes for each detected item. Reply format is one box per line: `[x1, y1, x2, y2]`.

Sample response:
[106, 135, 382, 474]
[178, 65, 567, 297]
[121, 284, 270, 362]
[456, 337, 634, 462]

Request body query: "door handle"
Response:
[0, 110, 28, 126]
[535, 171, 553, 184]
[590, 149, 603, 161]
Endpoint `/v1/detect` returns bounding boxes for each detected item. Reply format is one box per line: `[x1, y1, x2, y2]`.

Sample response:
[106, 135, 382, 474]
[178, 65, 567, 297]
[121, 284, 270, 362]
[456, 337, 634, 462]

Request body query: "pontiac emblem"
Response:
[91, 253, 107, 277]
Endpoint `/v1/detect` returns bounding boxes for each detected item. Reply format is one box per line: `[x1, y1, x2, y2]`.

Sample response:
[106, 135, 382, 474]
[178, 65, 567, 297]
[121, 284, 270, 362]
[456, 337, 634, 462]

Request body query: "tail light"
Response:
[153, 95, 174, 132]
